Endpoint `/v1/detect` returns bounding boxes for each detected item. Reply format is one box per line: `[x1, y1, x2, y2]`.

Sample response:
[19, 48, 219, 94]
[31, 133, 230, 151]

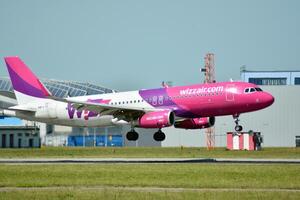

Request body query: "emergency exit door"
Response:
[226, 84, 235, 101]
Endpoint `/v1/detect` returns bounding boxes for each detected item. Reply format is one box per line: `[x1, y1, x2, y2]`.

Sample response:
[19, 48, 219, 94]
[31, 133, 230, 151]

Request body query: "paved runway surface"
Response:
[0, 158, 299, 164]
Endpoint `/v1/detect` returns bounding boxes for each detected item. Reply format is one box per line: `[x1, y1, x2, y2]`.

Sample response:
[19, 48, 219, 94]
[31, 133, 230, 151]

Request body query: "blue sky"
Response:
[0, 0, 299, 91]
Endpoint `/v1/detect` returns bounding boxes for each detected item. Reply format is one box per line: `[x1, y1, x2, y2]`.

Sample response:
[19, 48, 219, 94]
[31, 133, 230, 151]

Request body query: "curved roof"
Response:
[0, 77, 116, 99]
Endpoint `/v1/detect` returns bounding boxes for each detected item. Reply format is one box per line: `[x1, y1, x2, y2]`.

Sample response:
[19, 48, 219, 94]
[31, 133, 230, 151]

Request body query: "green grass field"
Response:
[0, 163, 299, 199]
[0, 147, 299, 158]
[1, 164, 299, 188]
[1, 189, 299, 200]
[0, 147, 299, 199]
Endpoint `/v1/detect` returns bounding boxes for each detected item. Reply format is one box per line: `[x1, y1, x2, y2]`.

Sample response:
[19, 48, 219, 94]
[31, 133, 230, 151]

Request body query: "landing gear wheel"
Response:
[235, 125, 243, 132]
[153, 129, 166, 141]
[233, 114, 243, 132]
[126, 130, 139, 141]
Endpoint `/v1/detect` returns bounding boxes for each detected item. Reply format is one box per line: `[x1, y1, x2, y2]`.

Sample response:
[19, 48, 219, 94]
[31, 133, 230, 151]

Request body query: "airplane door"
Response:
[226, 84, 235, 102]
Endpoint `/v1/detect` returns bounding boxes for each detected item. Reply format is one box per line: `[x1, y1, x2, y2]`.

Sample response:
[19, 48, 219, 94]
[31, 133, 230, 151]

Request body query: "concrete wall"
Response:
[234, 86, 300, 147]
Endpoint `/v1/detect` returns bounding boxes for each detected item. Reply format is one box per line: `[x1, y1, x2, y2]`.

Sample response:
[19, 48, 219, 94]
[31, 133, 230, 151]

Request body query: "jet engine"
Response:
[174, 117, 215, 129]
[137, 110, 175, 128]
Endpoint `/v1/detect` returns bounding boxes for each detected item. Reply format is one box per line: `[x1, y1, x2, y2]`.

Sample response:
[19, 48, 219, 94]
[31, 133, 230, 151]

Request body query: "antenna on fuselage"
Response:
[161, 81, 173, 88]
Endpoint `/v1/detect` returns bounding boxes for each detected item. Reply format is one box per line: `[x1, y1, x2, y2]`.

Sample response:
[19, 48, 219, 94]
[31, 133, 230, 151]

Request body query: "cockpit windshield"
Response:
[244, 87, 263, 93]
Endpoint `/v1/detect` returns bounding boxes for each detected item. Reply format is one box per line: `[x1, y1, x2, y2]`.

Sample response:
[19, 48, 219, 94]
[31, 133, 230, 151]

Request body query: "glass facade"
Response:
[249, 78, 287, 85]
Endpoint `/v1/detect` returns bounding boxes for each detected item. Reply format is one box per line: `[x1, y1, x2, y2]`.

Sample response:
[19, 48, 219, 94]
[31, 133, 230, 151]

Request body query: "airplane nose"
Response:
[263, 92, 275, 107]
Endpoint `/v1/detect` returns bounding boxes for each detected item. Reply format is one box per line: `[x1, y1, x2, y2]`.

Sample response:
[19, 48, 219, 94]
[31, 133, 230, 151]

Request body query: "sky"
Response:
[0, 0, 300, 91]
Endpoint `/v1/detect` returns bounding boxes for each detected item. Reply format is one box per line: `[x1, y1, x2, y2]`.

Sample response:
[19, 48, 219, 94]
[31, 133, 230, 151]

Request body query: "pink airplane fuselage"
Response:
[134, 81, 274, 119]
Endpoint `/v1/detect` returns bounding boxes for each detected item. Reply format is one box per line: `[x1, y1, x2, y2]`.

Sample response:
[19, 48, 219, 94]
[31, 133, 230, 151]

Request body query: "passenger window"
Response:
[158, 96, 164, 105]
[152, 96, 157, 105]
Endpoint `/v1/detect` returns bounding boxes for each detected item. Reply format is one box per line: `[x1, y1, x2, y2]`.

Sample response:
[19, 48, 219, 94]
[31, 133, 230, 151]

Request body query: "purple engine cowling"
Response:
[137, 110, 175, 128]
[174, 117, 215, 129]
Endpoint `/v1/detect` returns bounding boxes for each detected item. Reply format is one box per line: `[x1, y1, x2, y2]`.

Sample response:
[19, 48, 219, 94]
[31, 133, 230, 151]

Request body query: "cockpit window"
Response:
[255, 88, 263, 92]
[244, 87, 258, 93]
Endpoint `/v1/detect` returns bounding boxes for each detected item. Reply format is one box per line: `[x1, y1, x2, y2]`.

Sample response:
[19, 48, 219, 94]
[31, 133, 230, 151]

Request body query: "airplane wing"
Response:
[64, 99, 161, 121]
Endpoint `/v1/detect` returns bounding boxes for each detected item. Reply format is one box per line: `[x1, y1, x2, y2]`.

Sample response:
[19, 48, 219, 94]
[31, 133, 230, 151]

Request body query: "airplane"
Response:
[1, 56, 274, 141]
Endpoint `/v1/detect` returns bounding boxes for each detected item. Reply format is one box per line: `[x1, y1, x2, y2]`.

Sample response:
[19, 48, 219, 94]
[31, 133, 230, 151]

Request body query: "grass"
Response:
[0, 164, 299, 189]
[0, 147, 299, 199]
[0, 147, 299, 158]
[0, 163, 299, 199]
[1, 189, 299, 200]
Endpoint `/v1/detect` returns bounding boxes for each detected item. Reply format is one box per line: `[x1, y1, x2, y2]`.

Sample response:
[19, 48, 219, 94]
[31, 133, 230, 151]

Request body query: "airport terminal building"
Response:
[0, 69, 299, 148]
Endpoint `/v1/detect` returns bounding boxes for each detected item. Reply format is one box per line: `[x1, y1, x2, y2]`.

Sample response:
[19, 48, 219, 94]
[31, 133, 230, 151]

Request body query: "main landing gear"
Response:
[233, 114, 243, 132]
[153, 129, 166, 142]
[126, 129, 139, 141]
[126, 128, 166, 142]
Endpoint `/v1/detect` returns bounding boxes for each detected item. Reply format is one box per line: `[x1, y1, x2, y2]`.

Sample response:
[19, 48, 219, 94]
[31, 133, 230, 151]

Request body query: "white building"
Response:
[241, 69, 300, 85]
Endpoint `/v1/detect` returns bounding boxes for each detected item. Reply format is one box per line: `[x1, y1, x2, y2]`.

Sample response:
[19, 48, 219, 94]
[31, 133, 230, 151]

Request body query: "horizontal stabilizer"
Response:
[8, 105, 36, 112]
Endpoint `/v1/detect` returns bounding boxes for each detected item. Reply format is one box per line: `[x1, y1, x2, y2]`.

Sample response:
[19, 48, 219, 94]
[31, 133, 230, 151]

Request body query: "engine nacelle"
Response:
[137, 110, 175, 128]
[174, 117, 215, 129]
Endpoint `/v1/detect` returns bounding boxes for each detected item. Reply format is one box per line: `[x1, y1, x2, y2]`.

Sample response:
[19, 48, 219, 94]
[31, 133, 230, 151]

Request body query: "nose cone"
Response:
[262, 92, 275, 107]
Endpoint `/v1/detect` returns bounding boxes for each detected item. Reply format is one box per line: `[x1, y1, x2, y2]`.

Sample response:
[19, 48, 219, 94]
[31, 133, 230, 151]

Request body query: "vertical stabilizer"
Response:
[4, 56, 51, 105]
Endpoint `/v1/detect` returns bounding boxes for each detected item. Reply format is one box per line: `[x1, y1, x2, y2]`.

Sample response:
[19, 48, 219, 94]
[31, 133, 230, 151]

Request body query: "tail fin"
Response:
[4, 56, 51, 105]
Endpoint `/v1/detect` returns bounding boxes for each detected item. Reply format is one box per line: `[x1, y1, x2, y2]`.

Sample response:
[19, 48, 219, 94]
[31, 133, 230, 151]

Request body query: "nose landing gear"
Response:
[233, 114, 243, 132]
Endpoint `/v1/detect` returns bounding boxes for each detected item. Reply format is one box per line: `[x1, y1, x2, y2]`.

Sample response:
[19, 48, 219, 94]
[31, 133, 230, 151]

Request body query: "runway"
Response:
[0, 158, 299, 164]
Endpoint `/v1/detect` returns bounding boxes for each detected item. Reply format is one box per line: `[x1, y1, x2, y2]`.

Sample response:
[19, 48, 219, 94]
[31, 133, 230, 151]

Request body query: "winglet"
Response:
[4, 56, 51, 99]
